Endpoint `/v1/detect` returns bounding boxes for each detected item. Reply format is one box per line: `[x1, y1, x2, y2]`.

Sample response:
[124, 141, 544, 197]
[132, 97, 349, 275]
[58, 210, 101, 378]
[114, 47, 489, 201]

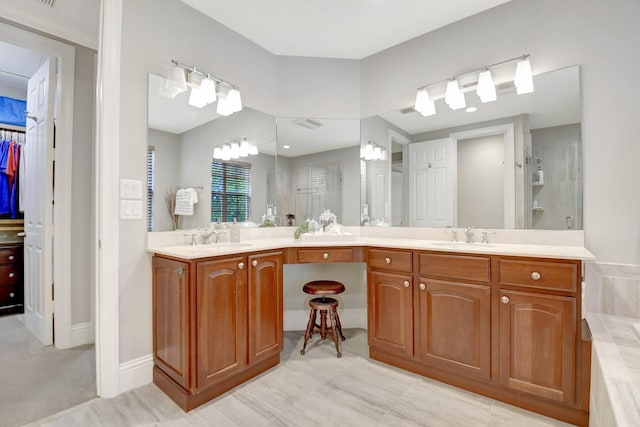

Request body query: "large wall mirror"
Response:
[361, 65, 582, 230]
[276, 118, 361, 226]
[147, 73, 277, 231]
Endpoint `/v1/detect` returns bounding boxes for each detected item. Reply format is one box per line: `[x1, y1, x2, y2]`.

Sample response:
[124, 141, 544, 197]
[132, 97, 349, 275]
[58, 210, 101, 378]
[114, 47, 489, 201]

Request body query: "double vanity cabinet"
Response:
[152, 240, 591, 426]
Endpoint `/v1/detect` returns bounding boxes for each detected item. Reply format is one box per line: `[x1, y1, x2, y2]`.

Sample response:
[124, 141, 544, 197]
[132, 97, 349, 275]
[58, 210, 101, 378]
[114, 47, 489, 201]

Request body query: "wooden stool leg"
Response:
[334, 308, 345, 341]
[329, 309, 342, 358]
[319, 309, 328, 340]
[300, 308, 317, 356]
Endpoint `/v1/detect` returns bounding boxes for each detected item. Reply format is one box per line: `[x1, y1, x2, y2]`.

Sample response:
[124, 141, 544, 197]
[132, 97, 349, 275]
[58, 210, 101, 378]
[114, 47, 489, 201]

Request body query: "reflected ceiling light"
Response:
[414, 54, 533, 116]
[476, 69, 496, 103]
[168, 59, 242, 114]
[514, 56, 534, 94]
[466, 107, 477, 113]
[213, 138, 259, 161]
[414, 88, 436, 117]
[445, 79, 466, 110]
[361, 141, 386, 161]
[283, 145, 291, 149]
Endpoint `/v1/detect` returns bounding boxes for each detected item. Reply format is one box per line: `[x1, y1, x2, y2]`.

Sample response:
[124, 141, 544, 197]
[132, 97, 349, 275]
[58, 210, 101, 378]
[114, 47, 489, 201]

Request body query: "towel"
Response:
[174, 188, 198, 216]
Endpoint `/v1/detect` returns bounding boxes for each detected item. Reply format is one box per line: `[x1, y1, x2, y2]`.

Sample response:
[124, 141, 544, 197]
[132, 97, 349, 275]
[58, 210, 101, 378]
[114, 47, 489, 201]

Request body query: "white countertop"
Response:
[149, 235, 595, 261]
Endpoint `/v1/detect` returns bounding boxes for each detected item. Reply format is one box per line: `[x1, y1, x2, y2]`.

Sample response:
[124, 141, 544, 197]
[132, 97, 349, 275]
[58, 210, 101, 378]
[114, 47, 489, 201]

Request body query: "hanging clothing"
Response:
[0, 137, 22, 218]
[0, 140, 11, 215]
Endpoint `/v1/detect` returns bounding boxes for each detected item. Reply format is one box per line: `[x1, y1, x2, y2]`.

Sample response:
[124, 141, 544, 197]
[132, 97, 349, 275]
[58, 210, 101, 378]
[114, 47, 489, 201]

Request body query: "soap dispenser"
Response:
[536, 166, 544, 185]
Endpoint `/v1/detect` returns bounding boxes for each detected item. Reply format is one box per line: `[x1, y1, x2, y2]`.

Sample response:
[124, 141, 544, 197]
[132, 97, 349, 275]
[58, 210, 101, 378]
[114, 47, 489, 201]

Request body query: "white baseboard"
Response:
[70, 322, 94, 347]
[119, 354, 153, 394]
[284, 308, 366, 331]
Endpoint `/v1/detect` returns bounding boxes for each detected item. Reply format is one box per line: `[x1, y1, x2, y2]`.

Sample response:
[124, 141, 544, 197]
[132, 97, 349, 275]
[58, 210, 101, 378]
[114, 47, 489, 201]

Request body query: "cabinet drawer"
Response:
[499, 259, 578, 292]
[367, 248, 412, 273]
[0, 248, 21, 265]
[0, 264, 20, 285]
[296, 248, 354, 263]
[419, 253, 491, 283]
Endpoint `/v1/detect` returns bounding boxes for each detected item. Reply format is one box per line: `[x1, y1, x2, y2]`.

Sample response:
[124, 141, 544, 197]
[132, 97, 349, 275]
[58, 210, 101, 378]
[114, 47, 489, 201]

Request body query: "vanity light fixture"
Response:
[414, 54, 533, 115]
[360, 141, 387, 161]
[166, 59, 242, 113]
[213, 138, 259, 161]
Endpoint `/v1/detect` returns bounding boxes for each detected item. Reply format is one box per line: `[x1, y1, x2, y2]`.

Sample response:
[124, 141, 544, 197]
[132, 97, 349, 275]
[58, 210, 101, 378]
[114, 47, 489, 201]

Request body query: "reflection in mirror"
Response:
[276, 118, 360, 226]
[361, 65, 582, 230]
[147, 73, 276, 231]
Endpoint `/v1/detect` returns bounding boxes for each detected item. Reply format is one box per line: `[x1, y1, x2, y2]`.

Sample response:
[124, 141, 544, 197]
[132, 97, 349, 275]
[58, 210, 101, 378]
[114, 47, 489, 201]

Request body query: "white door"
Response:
[369, 159, 388, 223]
[24, 58, 55, 345]
[408, 138, 455, 227]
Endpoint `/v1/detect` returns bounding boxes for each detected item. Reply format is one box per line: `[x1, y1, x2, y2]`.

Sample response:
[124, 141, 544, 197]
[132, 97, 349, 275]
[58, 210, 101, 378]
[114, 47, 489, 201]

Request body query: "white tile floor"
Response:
[31, 329, 574, 427]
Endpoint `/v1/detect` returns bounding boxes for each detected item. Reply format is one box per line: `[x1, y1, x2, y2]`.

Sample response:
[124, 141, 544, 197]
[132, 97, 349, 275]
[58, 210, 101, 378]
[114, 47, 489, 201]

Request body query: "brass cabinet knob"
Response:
[323, 253, 329, 260]
[403, 280, 410, 288]
[8, 272, 14, 278]
[251, 260, 258, 267]
[9, 292, 14, 298]
[8, 255, 14, 261]
[501, 296, 510, 304]
[419, 283, 426, 291]
[175, 266, 184, 276]
[238, 262, 245, 270]
[531, 271, 541, 281]
[385, 257, 391, 264]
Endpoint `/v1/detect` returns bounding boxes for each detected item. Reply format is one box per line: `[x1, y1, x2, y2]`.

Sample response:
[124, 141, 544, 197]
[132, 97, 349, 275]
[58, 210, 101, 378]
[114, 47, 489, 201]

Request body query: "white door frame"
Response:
[0, 22, 76, 349]
[449, 124, 516, 229]
[95, 0, 122, 398]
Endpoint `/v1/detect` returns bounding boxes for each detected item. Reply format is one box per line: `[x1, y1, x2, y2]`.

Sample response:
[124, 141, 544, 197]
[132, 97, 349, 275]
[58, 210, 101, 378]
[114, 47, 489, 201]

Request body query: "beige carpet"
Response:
[0, 314, 96, 427]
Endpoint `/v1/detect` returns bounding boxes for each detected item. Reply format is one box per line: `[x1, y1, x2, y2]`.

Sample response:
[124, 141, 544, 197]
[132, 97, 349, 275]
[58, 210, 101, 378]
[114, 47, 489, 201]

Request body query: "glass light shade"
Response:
[188, 86, 208, 108]
[239, 140, 250, 157]
[373, 146, 382, 160]
[227, 88, 242, 113]
[248, 144, 258, 156]
[200, 77, 217, 104]
[364, 143, 374, 160]
[414, 88, 436, 116]
[221, 145, 232, 161]
[213, 147, 222, 159]
[230, 142, 241, 158]
[166, 64, 187, 94]
[381, 149, 387, 161]
[445, 79, 466, 110]
[476, 70, 497, 103]
[216, 97, 234, 116]
[514, 58, 534, 94]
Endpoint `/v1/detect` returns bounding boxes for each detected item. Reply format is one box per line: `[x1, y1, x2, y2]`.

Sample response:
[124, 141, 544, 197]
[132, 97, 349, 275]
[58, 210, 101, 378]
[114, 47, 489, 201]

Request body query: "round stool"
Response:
[300, 280, 346, 358]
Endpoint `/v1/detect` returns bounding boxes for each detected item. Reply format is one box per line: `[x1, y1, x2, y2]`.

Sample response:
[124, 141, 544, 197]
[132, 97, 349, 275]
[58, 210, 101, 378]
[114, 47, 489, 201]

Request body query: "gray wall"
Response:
[0, 85, 26, 100]
[361, 0, 640, 263]
[457, 134, 504, 228]
[147, 129, 180, 232]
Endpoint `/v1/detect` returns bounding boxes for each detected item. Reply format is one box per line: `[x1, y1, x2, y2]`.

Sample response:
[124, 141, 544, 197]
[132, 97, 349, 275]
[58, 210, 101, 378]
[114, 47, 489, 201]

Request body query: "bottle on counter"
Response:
[230, 218, 241, 243]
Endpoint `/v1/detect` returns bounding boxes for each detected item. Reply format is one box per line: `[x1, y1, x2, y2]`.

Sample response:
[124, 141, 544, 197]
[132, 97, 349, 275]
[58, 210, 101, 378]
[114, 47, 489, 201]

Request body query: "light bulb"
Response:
[414, 88, 436, 116]
[200, 77, 217, 104]
[227, 88, 242, 113]
[230, 142, 240, 158]
[476, 69, 496, 103]
[221, 145, 231, 161]
[445, 79, 466, 110]
[514, 57, 534, 94]
[213, 146, 222, 159]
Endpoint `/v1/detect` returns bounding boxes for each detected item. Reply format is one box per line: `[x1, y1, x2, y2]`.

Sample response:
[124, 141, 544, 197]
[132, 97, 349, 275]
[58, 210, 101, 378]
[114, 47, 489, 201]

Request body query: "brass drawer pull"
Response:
[8, 272, 14, 278]
[238, 262, 245, 270]
[501, 296, 510, 304]
[403, 280, 410, 288]
[252, 260, 258, 267]
[419, 283, 426, 291]
[323, 253, 329, 260]
[9, 292, 14, 298]
[531, 271, 541, 280]
[175, 267, 184, 276]
[8, 255, 14, 261]
[385, 257, 391, 264]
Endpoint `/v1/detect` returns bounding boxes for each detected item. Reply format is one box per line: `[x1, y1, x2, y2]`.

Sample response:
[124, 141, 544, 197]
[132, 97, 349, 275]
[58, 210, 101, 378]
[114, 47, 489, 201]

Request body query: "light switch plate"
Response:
[120, 179, 143, 200]
[120, 200, 143, 220]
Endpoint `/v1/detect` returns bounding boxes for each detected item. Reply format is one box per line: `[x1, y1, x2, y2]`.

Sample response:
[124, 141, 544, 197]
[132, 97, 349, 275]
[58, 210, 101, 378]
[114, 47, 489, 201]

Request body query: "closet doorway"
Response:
[0, 22, 96, 426]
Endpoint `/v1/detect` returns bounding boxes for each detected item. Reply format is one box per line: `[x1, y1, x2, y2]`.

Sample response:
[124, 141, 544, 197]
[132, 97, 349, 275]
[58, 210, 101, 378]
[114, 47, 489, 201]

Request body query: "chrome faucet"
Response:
[183, 232, 199, 246]
[464, 226, 474, 243]
[444, 229, 458, 242]
[481, 231, 497, 244]
[202, 230, 219, 244]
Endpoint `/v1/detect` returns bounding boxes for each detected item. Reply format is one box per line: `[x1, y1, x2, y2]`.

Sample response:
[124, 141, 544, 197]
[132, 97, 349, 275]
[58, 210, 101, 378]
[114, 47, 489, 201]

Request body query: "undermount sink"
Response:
[431, 242, 497, 248]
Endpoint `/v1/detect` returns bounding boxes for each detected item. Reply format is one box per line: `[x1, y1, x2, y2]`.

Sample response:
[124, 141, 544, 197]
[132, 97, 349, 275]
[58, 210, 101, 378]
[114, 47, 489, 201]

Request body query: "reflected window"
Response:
[211, 160, 252, 222]
[146, 146, 154, 232]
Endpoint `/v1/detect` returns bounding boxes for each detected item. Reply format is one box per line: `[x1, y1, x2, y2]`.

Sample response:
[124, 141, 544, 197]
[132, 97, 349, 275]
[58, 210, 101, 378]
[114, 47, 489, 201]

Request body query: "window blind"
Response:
[146, 147, 155, 231]
[211, 160, 251, 222]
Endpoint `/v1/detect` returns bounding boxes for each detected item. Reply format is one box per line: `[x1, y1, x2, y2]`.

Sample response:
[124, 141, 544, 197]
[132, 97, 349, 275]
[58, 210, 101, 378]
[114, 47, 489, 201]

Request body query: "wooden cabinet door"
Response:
[196, 256, 247, 391]
[153, 257, 190, 390]
[418, 279, 491, 381]
[499, 289, 576, 403]
[248, 251, 283, 365]
[368, 270, 414, 357]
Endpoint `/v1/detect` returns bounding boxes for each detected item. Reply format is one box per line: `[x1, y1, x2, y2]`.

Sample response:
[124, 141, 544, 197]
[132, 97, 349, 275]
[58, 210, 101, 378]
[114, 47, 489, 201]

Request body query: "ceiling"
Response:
[277, 118, 360, 158]
[180, 0, 512, 59]
[0, 41, 48, 97]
